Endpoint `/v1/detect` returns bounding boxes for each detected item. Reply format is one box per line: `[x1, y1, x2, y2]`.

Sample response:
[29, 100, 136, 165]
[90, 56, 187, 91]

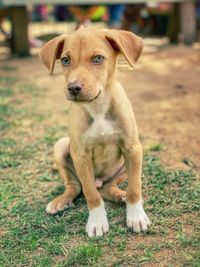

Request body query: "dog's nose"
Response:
[68, 82, 82, 96]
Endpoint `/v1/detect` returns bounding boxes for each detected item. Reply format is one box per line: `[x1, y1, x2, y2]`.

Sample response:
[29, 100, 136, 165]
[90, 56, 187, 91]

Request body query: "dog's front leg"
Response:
[124, 142, 151, 233]
[71, 148, 109, 237]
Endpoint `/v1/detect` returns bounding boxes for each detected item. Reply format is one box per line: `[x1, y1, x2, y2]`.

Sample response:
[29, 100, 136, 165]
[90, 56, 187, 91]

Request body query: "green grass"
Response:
[65, 244, 102, 266]
[149, 143, 165, 152]
[0, 71, 199, 267]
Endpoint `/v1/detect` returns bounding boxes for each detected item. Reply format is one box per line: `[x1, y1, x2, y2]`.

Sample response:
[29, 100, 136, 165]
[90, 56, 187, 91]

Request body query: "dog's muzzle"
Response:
[66, 86, 101, 103]
[68, 81, 82, 97]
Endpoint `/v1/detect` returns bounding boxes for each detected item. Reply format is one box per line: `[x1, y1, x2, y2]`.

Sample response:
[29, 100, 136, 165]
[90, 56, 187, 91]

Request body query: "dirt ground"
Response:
[7, 43, 200, 172]
[119, 45, 200, 172]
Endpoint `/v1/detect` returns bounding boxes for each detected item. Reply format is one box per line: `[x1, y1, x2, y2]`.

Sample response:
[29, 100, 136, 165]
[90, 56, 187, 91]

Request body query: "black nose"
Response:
[68, 82, 82, 96]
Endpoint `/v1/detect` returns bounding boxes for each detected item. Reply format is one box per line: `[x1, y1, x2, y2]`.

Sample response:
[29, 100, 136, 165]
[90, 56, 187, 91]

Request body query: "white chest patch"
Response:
[82, 92, 119, 142]
[87, 116, 116, 138]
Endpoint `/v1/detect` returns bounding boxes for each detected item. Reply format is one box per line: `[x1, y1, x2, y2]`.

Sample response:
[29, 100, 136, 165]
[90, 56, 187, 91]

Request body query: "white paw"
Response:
[46, 198, 74, 215]
[126, 200, 151, 233]
[86, 200, 109, 238]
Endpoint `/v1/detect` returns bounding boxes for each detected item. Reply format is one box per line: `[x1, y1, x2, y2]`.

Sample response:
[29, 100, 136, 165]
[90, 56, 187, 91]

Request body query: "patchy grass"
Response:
[65, 244, 102, 266]
[149, 143, 165, 152]
[0, 71, 199, 267]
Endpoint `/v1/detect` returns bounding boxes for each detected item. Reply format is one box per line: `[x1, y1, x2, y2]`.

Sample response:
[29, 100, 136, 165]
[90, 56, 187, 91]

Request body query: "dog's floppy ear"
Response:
[39, 34, 68, 74]
[105, 30, 143, 67]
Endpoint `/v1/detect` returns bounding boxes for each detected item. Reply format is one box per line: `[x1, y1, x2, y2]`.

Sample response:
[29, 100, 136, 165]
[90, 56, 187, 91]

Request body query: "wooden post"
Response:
[9, 6, 29, 56]
[167, 3, 180, 43]
[180, 0, 196, 44]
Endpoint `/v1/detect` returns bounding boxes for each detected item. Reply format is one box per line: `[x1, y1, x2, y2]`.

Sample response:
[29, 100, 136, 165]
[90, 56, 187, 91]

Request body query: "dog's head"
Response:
[39, 28, 143, 102]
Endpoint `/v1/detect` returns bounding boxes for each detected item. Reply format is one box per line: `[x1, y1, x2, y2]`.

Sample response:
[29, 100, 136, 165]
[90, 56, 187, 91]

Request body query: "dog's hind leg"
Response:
[99, 175, 127, 203]
[46, 137, 81, 215]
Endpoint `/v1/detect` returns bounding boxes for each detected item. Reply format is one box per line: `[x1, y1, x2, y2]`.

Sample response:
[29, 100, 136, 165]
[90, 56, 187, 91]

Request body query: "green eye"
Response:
[92, 55, 104, 64]
[61, 56, 70, 66]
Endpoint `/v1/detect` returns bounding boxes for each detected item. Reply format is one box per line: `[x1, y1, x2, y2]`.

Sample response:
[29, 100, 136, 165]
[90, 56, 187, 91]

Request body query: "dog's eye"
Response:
[61, 56, 70, 66]
[92, 55, 104, 64]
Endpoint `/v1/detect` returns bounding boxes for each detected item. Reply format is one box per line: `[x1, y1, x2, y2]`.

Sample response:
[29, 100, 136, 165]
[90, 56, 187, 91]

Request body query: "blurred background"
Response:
[0, 0, 200, 56]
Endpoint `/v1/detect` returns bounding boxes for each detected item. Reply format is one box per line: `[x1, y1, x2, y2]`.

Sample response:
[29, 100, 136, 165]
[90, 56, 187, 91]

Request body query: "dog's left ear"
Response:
[39, 34, 68, 74]
[105, 30, 143, 67]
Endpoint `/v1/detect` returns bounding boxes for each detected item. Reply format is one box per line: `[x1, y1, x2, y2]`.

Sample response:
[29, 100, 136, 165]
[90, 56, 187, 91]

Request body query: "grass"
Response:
[65, 245, 102, 266]
[148, 143, 165, 152]
[0, 70, 199, 267]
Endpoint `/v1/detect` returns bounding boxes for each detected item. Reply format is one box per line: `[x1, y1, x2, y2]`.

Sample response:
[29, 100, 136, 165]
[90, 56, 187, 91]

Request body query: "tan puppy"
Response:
[39, 28, 151, 237]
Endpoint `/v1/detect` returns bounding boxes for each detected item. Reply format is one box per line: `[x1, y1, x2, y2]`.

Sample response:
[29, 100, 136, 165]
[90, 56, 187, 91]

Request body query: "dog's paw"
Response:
[126, 200, 151, 233]
[117, 191, 126, 202]
[46, 195, 74, 215]
[86, 201, 109, 238]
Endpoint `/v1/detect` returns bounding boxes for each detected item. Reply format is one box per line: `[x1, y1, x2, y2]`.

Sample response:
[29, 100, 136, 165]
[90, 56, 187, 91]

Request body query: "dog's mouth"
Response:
[66, 90, 101, 103]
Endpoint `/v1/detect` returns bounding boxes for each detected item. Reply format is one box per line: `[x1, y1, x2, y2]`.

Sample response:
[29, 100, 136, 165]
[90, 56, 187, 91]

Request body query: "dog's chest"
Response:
[82, 97, 120, 146]
[82, 115, 120, 147]
[89, 116, 116, 137]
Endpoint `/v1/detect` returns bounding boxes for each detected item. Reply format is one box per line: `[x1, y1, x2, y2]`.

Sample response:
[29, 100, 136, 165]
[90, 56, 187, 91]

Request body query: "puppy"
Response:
[39, 28, 150, 237]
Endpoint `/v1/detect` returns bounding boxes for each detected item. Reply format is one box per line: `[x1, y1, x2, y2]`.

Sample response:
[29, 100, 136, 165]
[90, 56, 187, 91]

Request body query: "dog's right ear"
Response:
[39, 34, 68, 74]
